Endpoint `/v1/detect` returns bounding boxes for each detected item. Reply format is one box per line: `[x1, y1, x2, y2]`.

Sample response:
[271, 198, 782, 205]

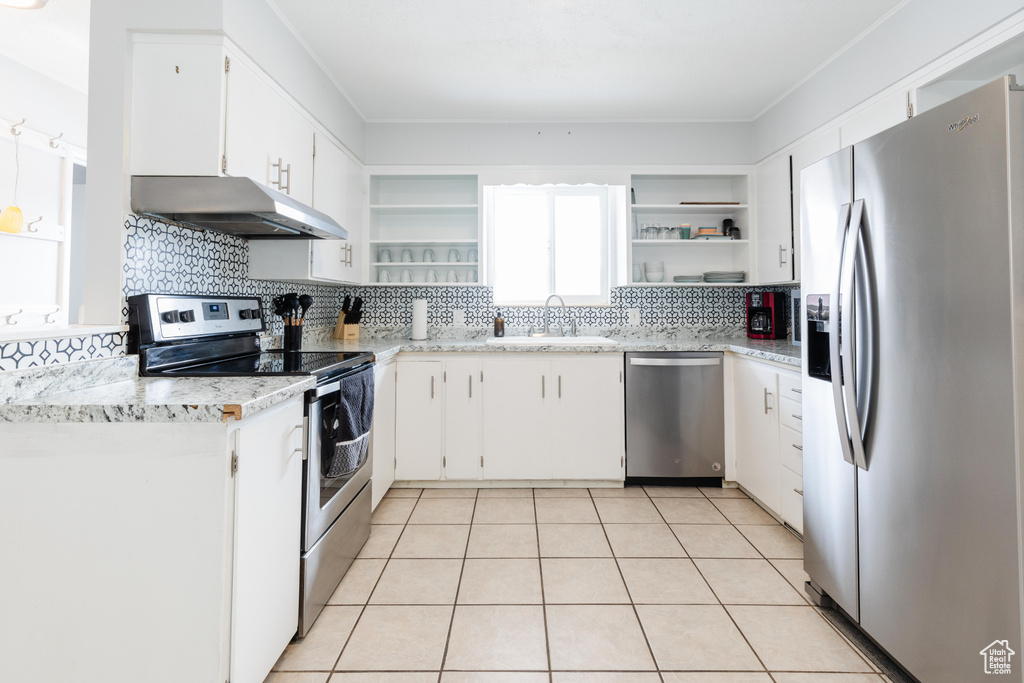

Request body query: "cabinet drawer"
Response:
[780, 426, 803, 475]
[779, 372, 803, 401]
[780, 396, 803, 432]
[780, 466, 804, 534]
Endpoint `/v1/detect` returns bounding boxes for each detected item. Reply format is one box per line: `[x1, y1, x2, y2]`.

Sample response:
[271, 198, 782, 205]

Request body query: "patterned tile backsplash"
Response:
[1, 214, 795, 371]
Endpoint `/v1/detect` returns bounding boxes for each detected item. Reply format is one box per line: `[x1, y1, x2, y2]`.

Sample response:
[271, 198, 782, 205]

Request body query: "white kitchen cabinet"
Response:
[753, 155, 794, 284]
[0, 397, 304, 683]
[369, 358, 397, 509]
[840, 90, 909, 148]
[777, 368, 803, 533]
[395, 360, 443, 480]
[790, 128, 842, 282]
[231, 398, 304, 683]
[550, 357, 625, 480]
[443, 358, 482, 479]
[480, 358, 551, 479]
[733, 357, 782, 512]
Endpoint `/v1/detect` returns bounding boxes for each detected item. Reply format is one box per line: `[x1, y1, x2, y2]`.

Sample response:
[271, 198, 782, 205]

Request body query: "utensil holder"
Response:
[283, 324, 303, 351]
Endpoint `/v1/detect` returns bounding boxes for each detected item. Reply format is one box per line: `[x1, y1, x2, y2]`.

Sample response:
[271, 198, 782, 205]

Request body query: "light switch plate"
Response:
[627, 308, 640, 326]
[452, 309, 466, 326]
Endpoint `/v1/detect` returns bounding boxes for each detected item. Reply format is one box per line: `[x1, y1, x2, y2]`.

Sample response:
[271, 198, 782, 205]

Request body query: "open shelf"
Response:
[632, 239, 749, 246]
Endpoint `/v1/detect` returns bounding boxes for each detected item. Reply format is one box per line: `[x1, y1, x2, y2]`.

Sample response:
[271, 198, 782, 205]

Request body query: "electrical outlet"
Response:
[627, 308, 641, 326]
[452, 309, 466, 326]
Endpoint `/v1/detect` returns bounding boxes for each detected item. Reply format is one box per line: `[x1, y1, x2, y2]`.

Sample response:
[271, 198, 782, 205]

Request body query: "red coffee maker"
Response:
[746, 291, 787, 339]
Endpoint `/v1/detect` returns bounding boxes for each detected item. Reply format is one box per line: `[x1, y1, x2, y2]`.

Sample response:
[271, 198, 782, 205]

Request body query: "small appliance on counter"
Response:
[746, 291, 786, 339]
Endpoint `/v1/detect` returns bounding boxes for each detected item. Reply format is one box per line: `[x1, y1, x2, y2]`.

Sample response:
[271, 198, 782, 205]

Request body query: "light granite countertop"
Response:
[0, 355, 314, 423]
[305, 335, 801, 367]
[0, 331, 798, 423]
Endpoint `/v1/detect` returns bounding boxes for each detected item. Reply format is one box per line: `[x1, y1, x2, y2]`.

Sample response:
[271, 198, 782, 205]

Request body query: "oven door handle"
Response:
[315, 381, 341, 398]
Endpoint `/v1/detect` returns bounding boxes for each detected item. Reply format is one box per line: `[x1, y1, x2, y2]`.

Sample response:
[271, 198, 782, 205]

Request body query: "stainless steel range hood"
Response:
[130, 176, 348, 240]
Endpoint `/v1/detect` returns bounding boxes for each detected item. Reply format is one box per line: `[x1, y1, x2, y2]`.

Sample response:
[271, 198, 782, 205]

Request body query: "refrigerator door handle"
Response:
[830, 202, 856, 466]
[841, 199, 869, 471]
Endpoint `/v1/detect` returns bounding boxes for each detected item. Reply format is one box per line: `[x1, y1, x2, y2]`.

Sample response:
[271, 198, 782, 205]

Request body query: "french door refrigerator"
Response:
[801, 75, 1024, 682]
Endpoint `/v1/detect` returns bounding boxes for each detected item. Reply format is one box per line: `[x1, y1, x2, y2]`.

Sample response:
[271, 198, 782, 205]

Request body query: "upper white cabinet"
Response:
[790, 128, 841, 282]
[840, 90, 909, 148]
[368, 175, 480, 285]
[753, 156, 794, 285]
[628, 173, 752, 285]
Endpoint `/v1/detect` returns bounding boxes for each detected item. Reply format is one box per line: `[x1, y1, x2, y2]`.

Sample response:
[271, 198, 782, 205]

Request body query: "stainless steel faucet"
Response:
[531, 294, 567, 337]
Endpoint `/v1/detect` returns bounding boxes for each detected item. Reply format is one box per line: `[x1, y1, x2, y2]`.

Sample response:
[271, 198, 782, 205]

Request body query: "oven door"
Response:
[302, 367, 374, 552]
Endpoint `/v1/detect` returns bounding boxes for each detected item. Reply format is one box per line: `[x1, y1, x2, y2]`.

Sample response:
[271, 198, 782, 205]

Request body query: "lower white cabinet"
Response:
[393, 354, 625, 482]
[395, 360, 443, 480]
[369, 358, 397, 509]
[0, 397, 304, 683]
[733, 357, 803, 530]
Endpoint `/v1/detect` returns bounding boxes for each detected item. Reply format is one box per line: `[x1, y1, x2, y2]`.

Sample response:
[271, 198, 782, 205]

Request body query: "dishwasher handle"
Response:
[629, 358, 721, 367]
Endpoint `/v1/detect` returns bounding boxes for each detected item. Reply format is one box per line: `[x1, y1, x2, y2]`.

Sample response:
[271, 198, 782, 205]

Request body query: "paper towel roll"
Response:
[411, 299, 428, 340]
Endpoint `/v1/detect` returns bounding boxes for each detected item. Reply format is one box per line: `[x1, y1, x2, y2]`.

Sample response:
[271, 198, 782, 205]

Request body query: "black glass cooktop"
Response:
[158, 350, 373, 379]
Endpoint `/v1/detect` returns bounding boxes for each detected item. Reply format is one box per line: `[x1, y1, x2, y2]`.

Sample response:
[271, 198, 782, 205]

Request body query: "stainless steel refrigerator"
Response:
[801, 75, 1024, 682]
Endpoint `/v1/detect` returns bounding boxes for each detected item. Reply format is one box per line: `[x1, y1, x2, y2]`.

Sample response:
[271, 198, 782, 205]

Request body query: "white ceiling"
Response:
[272, 0, 906, 122]
[0, 0, 90, 93]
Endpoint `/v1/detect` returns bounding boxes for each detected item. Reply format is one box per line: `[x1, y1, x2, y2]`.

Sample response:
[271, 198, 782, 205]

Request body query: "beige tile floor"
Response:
[269, 486, 891, 683]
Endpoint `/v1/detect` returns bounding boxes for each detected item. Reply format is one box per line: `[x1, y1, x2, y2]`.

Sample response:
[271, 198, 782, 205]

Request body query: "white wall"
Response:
[0, 54, 88, 148]
[752, 0, 1024, 161]
[365, 121, 753, 166]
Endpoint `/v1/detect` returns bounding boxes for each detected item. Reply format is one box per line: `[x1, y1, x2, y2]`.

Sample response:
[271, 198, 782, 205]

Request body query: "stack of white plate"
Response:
[673, 275, 703, 283]
[703, 271, 746, 283]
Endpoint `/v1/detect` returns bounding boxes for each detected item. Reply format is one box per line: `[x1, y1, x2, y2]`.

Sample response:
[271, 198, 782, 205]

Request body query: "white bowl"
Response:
[645, 273, 666, 283]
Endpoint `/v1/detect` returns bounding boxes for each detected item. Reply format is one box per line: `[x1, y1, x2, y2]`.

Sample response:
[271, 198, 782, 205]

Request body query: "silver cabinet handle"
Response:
[294, 418, 307, 459]
[558, 375, 561, 398]
[792, 414, 802, 420]
[794, 488, 803, 496]
[281, 161, 292, 194]
[792, 387, 802, 394]
[779, 244, 788, 266]
[469, 375, 472, 398]
[629, 358, 720, 367]
[431, 376, 435, 399]
[763, 388, 773, 414]
[542, 375, 545, 399]
[794, 444, 803, 451]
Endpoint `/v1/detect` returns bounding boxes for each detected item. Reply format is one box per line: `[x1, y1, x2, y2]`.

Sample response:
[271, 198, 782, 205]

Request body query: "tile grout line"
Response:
[436, 488, 479, 679]
[532, 488, 554, 683]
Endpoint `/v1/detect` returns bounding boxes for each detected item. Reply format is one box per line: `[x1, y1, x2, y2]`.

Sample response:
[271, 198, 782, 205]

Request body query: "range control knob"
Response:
[238, 309, 252, 320]
[160, 311, 177, 324]
[249, 308, 261, 320]
[178, 310, 196, 323]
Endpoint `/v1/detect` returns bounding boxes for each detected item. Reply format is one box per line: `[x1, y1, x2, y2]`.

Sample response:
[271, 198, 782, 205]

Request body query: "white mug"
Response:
[447, 269, 459, 283]
[400, 269, 412, 282]
[379, 270, 391, 282]
[379, 248, 393, 263]
[400, 248, 414, 263]
[422, 248, 435, 263]
[467, 248, 478, 262]
[448, 248, 461, 263]
[469, 269, 478, 283]
[427, 269, 438, 282]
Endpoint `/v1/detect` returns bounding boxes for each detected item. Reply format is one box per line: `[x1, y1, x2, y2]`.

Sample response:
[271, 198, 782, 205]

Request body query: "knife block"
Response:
[333, 311, 360, 340]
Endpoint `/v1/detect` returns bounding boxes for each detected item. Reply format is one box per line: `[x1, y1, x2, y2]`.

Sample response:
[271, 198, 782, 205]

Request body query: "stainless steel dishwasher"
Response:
[625, 352, 725, 480]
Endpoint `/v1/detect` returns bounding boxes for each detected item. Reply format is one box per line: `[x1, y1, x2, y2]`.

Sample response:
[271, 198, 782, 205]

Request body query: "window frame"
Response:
[485, 184, 611, 307]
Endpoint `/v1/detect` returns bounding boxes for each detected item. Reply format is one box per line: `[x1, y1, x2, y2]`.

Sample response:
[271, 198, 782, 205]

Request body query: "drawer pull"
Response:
[794, 444, 803, 451]
[794, 488, 803, 496]
[792, 387, 802, 394]
[792, 414, 802, 420]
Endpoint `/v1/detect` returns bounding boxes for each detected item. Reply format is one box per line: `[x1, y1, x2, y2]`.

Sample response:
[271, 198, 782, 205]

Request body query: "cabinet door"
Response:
[791, 128, 841, 282]
[443, 358, 481, 479]
[231, 398, 304, 683]
[311, 134, 361, 283]
[370, 360, 397, 509]
[754, 155, 794, 284]
[551, 357, 624, 480]
[732, 360, 781, 512]
[395, 361, 443, 481]
[274, 99, 314, 205]
[480, 359, 551, 480]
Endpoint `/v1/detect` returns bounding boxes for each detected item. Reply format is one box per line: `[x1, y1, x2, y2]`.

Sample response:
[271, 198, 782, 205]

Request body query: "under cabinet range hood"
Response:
[130, 176, 348, 240]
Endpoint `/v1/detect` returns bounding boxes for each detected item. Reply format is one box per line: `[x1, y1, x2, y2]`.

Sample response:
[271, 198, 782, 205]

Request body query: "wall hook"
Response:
[26, 217, 42, 233]
[10, 118, 25, 136]
[4, 309, 23, 326]
[48, 132, 64, 148]
[43, 306, 61, 324]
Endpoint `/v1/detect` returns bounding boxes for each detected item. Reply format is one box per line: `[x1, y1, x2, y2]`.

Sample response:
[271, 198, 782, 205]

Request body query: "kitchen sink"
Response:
[485, 336, 619, 346]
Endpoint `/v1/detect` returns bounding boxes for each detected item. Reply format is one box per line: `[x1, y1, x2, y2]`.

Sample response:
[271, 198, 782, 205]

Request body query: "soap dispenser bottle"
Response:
[493, 310, 505, 337]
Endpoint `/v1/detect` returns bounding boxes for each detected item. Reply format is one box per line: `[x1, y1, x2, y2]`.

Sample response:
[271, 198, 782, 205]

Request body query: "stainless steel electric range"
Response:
[127, 293, 375, 637]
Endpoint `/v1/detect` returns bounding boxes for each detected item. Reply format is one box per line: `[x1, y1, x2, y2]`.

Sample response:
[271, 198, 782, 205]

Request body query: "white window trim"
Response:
[486, 184, 612, 307]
